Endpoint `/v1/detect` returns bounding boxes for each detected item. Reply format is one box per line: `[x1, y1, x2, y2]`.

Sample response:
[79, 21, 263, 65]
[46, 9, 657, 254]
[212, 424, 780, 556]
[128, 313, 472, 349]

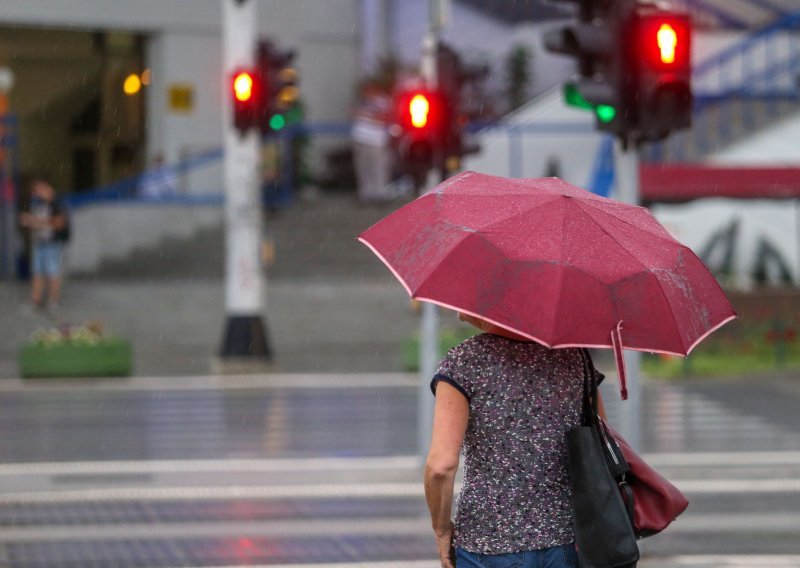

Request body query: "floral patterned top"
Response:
[431, 333, 587, 554]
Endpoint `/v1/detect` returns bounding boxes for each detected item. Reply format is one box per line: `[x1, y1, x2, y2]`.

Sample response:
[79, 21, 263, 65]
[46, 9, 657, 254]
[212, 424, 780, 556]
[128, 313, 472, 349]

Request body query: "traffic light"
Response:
[544, 0, 692, 144]
[544, 0, 637, 136]
[392, 86, 448, 183]
[633, 8, 692, 140]
[231, 68, 262, 134]
[256, 40, 299, 133]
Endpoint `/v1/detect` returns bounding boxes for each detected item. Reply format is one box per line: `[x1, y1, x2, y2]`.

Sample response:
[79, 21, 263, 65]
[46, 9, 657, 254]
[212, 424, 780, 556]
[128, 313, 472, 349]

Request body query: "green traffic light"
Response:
[595, 105, 617, 123]
[269, 114, 286, 131]
[563, 83, 593, 111]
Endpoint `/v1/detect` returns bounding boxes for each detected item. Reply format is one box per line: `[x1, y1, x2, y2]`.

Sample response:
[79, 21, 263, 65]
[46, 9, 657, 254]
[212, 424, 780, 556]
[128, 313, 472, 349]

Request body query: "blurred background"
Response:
[1, 0, 800, 566]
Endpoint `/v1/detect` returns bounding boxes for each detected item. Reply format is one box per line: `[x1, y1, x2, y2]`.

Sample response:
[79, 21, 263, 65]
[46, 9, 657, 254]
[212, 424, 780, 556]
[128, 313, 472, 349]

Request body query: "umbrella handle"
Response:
[611, 322, 628, 401]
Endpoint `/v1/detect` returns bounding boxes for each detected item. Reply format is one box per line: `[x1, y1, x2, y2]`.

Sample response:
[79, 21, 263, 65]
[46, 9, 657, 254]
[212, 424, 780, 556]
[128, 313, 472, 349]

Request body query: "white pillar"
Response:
[220, 0, 270, 359]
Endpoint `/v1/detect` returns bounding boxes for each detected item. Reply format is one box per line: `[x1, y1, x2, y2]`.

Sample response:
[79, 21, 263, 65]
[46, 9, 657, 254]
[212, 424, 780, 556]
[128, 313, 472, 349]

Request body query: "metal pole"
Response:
[613, 139, 642, 452]
[417, 0, 447, 460]
[419, 298, 440, 458]
[0, 88, 12, 279]
[220, 0, 271, 360]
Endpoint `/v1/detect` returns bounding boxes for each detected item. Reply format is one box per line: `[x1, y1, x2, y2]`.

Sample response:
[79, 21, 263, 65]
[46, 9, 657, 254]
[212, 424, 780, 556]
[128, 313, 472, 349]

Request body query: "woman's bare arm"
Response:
[424, 382, 468, 568]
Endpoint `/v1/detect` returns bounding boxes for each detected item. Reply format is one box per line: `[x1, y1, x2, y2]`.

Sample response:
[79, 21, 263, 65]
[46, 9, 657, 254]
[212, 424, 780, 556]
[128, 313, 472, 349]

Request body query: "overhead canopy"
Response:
[640, 164, 800, 203]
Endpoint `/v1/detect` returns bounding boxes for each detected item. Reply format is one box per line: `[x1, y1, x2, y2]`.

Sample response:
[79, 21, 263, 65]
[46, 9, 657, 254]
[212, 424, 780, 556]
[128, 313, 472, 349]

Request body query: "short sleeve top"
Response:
[431, 333, 588, 554]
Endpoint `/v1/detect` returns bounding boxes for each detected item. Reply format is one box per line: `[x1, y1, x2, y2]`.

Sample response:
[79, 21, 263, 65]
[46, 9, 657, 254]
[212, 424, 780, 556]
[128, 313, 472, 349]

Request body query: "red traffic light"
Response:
[232, 68, 262, 134]
[395, 88, 447, 136]
[409, 94, 431, 128]
[233, 71, 255, 102]
[657, 24, 678, 64]
[638, 14, 690, 69]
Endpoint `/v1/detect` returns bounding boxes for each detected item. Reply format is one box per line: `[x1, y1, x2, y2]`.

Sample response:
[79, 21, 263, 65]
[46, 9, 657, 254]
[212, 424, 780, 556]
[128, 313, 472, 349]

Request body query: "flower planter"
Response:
[19, 340, 132, 378]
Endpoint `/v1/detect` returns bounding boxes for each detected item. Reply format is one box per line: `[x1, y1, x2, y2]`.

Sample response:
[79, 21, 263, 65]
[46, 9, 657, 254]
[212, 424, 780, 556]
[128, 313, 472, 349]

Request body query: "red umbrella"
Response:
[358, 172, 736, 399]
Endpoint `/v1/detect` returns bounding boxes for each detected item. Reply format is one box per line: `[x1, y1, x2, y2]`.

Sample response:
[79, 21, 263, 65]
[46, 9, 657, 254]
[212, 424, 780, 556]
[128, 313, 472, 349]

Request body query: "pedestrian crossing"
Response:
[1, 452, 800, 566]
[0, 375, 799, 566]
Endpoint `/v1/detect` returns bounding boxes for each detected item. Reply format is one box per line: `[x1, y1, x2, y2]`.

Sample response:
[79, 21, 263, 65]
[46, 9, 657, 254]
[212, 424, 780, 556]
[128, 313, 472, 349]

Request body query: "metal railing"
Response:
[66, 148, 224, 208]
[672, 0, 750, 29]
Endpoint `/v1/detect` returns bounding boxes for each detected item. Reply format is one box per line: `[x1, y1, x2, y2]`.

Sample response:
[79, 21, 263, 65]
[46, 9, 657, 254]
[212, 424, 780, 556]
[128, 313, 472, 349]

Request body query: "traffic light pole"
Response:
[417, 0, 449, 461]
[220, 0, 271, 362]
[614, 139, 642, 452]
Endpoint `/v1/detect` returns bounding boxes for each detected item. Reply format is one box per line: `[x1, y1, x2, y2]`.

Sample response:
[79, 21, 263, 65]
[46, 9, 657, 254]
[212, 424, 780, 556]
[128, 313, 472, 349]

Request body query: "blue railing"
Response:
[693, 10, 800, 83]
[67, 123, 356, 210]
[66, 148, 224, 208]
[673, 0, 750, 29]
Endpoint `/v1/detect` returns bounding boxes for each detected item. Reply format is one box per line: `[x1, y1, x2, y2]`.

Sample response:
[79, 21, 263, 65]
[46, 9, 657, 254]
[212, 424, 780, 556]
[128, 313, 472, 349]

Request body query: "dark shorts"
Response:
[456, 543, 579, 568]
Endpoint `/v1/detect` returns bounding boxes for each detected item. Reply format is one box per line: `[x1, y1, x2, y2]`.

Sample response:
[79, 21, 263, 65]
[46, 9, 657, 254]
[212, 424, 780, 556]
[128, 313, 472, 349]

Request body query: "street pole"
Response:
[417, 0, 449, 461]
[220, 0, 271, 361]
[0, 67, 14, 280]
[614, 138, 642, 452]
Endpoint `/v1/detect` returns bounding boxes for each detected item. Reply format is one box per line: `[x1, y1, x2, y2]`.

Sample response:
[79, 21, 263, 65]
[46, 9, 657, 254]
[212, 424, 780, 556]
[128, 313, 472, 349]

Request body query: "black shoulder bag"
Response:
[566, 349, 639, 568]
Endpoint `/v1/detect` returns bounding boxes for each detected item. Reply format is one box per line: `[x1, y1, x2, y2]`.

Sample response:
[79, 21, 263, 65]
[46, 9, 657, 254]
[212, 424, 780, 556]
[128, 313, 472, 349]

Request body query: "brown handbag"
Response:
[601, 418, 690, 538]
[582, 349, 689, 539]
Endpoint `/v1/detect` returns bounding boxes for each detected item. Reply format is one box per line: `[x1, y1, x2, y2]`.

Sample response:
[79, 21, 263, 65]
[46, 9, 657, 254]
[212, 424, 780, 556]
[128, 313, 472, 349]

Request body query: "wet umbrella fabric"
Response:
[357, 172, 736, 398]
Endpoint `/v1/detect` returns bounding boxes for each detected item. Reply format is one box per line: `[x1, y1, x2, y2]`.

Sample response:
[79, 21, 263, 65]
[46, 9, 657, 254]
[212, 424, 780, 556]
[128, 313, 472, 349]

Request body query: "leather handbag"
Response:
[601, 417, 689, 538]
[566, 350, 640, 568]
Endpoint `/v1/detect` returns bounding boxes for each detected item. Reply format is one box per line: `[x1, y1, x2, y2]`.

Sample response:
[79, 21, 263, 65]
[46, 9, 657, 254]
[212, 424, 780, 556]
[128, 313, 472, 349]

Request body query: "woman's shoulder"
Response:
[444, 332, 527, 359]
[447, 333, 585, 362]
[453, 332, 504, 351]
[440, 333, 493, 363]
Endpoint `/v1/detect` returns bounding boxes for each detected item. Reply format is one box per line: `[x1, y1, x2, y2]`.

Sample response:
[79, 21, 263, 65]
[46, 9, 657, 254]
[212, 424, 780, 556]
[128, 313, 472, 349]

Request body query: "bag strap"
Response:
[579, 349, 630, 478]
[578, 348, 599, 428]
[580, 349, 636, 530]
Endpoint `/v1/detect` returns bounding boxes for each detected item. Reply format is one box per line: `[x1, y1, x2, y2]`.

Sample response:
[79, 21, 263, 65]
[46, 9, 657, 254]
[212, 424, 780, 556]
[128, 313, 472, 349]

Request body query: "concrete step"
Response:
[84, 192, 409, 282]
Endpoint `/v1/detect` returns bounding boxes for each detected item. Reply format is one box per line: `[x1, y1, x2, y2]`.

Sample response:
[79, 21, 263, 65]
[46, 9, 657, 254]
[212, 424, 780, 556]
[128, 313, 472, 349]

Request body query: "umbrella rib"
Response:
[570, 200, 651, 274]
[552, 198, 569, 339]
[472, 194, 566, 229]
[616, 268, 689, 354]
[576, 199, 680, 246]
[571, 202, 690, 352]
[590, 200, 726, 352]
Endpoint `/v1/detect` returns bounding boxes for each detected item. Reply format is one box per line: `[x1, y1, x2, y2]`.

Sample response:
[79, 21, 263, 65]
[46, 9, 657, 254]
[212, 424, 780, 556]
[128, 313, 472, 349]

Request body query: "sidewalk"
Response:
[0, 276, 422, 379]
[1, 192, 431, 379]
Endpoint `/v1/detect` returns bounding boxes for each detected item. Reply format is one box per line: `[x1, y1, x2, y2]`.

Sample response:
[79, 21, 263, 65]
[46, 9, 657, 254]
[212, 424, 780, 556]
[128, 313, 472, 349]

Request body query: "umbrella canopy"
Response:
[358, 172, 736, 398]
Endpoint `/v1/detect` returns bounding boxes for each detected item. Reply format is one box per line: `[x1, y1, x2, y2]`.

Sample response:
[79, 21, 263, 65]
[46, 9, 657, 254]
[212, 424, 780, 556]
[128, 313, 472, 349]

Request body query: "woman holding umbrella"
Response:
[358, 172, 735, 568]
[424, 312, 600, 568]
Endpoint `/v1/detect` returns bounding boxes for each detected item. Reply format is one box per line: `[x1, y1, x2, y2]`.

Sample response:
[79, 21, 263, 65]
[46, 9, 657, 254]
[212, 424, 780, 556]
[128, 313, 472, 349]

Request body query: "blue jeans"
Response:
[456, 543, 579, 568]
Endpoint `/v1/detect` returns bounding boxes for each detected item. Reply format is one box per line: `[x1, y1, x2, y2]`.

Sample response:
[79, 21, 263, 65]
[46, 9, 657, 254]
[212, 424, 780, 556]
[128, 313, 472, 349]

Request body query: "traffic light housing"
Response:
[257, 40, 299, 133]
[393, 87, 449, 175]
[230, 40, 300, 135]
[544, 0, 692, 145]
[390, 44, 487, 187]
[633, 8, 692, 140]
[544, 0, 636, 136]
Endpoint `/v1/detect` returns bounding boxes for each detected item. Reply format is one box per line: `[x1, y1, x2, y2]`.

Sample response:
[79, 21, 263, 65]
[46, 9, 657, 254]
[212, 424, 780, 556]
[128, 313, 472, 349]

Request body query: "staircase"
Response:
[79, 193, 407, 282]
